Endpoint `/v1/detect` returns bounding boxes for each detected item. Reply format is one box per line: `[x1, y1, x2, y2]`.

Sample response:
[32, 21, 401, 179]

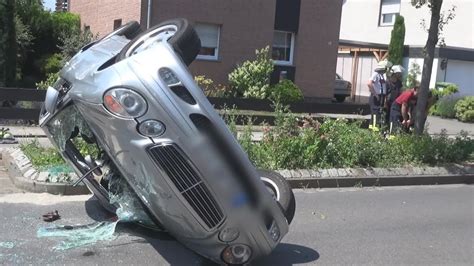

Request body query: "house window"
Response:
[113, 19, 122, 30]
[272, 31, 295, 65]
[379, 0, 400, 26]
[194, 23, 220, 60]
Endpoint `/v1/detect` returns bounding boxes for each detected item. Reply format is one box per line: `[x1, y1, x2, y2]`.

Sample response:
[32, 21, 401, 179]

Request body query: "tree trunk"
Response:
[414, 0, 443, 134]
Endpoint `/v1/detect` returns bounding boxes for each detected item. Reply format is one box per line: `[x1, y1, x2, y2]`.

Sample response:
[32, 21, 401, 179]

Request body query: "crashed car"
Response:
[39, 19, 295, 264]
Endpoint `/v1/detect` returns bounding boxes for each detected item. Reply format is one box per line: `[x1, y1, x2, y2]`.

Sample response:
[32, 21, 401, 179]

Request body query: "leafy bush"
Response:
[36, 72, 59, 90]
[195, 75, 230, 97]
[228, 46, 273, 99]
[269, 80, 303, 104]
[455, 96, 474, 122]
[42, 53, 64, 75]
[431, 95, 461, 118]
[433, 82, 458, 98]
[234, 105, 474, 170]
[405, 62, 421, 88]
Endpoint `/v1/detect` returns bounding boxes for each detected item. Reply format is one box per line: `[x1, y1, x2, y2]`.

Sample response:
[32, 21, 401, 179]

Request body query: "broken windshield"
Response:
[46, 105, 95, 151]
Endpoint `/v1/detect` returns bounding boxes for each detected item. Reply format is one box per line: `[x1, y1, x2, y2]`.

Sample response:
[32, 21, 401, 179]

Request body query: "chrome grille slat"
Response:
[148, 144, 224, 228]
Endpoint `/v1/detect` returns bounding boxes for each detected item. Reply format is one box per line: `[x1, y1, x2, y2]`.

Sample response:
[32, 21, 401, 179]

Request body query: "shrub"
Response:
[42, 53, 64, 75]
[228, 46, 273, 99]
[432, 95, 461, 118]
[36, 72, 59, 90]
[269, 80, 304, 104]
[233, 106, 474, 170]
[194, 75, 230, 97]
[433, 82, 458, 97]
[405, 62, 421, 88]
[455, 96, 474, 122]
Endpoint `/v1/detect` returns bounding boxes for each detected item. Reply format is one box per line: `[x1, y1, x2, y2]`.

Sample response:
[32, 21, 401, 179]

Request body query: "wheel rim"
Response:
[125, 25, 178, 57]
[261, 177, 281, 201]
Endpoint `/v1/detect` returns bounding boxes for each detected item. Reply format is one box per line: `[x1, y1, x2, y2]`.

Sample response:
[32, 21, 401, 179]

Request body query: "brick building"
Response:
[70, 0, 343, 100]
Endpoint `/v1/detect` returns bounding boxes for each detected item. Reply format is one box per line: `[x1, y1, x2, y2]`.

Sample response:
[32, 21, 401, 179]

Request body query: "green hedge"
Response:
[230, 105, 474, 170]
[455, 96, 474, 122]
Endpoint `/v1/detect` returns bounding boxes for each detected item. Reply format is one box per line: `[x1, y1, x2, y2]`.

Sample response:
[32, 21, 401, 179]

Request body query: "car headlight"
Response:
[221, 244, 252, 265]
[103, 88, 147, 118]
[138, 120, 166, 137]
[219, 227, 240, 243]
[269, 221, 280, 242]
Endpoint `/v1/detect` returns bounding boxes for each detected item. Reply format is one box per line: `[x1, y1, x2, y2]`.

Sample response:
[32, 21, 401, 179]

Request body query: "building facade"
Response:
[338, 0, 474, 99]
[70, 0, 343, 100]
[55, 0, 69, 12]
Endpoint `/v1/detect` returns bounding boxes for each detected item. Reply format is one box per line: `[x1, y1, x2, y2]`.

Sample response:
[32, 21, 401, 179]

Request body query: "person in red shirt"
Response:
[390, 87, 418, 132]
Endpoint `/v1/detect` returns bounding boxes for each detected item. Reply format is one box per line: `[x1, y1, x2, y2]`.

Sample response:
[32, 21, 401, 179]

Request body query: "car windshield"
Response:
[46, 105, 95, 152]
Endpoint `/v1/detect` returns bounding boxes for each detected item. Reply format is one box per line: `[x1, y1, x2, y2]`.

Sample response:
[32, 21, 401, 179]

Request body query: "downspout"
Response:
[147, 0, 152, 29]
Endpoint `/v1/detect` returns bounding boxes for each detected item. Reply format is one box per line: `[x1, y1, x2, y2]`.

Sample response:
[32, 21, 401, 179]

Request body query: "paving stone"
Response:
[309, 170, 321, 178]
[363, 168, 375, 177]
[24, 169, 37, 179]
[343, 168, 355, 177]
[326, 168, 338, 177]
[299, 169, 311, 178]
[15, 155, 27, 163]
[336, 168, 348, 177]
[412, 167, 425, 176]
[394, 168, 409, 176]
[463, 165, 474, 174]
[278, 169, 291, 178]
[289, 170, 302, 178]
[36, 172, 50, 182]
[319, 169, 330, 178]
[18, 163, 32, 172]
[18, 158, 31, 167]
[10, 148, 22, 157]
[423, 167, 441, 176]
[435, 167, 450, 175]
[349, 168, 366, 177]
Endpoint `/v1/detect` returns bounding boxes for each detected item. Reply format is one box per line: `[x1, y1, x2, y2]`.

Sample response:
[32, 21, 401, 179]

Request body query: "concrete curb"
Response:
[1, 148, 90, 195]
[1, 147, 473, 193]
[278, 166, 474, 188]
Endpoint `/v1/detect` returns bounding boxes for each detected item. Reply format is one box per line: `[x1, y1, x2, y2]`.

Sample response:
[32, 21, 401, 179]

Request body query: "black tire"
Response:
[117, 18, 201, 66]
[258, 169, 296, 224]
[101, 21, 142, 41]
[335, 95, 346, 103]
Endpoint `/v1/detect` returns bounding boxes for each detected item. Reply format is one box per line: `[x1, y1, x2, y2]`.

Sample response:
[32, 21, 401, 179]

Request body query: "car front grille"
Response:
[148, 143, 224, 229]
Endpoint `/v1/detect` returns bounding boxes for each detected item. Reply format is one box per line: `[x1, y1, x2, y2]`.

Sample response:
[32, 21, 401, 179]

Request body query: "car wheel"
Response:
[258, 169, 296, 224]
[101, 21, 142, 41]
[335, 95, 346, 103]
[117, 18, 201, 66]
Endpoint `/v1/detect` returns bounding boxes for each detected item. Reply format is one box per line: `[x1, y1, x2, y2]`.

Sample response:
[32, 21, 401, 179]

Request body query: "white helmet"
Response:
[391, 65, 405, 73]
[375, 60, 393, 71]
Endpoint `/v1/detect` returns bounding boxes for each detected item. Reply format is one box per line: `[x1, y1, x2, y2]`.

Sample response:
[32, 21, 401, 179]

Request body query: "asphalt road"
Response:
[0, 185, 473, 265]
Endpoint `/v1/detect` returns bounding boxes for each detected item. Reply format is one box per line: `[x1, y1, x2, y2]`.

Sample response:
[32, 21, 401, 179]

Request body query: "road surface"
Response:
[0, 184, 473, 265]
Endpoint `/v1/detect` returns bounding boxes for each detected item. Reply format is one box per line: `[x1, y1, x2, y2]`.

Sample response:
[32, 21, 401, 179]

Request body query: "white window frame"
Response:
[195, 23, 220, 61]
[379, 0, 400, 26]
[272, 31, 295, 66]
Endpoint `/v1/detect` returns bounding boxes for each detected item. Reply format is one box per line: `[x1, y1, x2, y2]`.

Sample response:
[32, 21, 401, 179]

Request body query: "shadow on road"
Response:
[84, 197, 319, 265]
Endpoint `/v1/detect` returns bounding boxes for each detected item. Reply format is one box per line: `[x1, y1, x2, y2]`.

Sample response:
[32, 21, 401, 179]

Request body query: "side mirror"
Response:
[45, 86, 60, 114]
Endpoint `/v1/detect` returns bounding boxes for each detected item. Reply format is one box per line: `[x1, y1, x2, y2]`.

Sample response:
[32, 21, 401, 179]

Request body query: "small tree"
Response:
[388, 15, 405, 65]
[406, 61, 421, 88]
[228, 46, 274, 99]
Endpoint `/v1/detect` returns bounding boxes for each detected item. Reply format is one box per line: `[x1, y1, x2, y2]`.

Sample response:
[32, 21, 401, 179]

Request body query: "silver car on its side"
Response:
[39, 19, 295, 264]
